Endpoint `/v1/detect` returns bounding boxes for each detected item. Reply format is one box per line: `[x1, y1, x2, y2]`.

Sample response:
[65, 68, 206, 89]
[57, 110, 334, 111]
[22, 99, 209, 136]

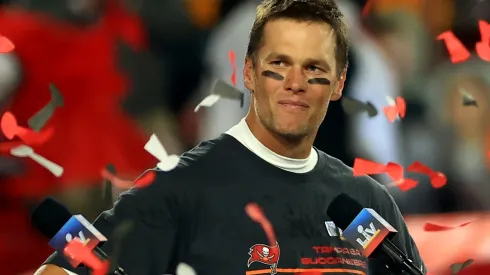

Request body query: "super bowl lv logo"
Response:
[247, 242, 280, 275]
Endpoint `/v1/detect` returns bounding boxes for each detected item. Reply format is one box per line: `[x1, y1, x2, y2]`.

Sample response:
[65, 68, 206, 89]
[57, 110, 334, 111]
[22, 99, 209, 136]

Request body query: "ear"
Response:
[243, 57, 256, 92]
[330, 69, 347, 101]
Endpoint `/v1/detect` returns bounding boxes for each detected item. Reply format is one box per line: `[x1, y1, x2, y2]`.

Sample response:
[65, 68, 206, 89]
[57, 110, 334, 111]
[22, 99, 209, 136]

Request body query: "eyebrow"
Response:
[265, 52, 332, 73]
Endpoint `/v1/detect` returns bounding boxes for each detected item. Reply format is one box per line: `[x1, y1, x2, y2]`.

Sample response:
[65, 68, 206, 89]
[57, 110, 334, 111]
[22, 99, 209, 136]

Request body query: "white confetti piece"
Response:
[10, 145, 63, 177]
[194, 94, 221, 112]
[386, 95, 396, 106]
[176, 263, 196, 275]
[144, 134, 180, 172]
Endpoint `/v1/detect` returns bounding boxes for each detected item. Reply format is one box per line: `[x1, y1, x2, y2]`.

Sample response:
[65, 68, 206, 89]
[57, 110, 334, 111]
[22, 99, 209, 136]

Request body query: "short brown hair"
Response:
[246, 0, 349, 77]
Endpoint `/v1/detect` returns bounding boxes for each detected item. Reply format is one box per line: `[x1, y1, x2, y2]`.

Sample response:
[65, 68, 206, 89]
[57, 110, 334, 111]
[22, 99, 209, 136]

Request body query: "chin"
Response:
[272, 124, 310, 140]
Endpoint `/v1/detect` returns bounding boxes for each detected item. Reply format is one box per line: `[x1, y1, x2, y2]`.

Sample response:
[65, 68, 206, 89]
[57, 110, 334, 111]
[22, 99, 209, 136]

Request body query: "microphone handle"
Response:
[93, 247, 128, 275]
[381, 241, 424, 275]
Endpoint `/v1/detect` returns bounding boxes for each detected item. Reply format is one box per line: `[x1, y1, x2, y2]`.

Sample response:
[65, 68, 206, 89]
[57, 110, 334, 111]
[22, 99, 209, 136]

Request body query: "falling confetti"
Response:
[383, 96, 406, 123]
[353, 158, 404, 181]
[28, 83, 64, 132]
[0, 35, 14, 53]
[133, 169, 157, 188]
[388, 178, 419, 192]
[245, 202, 277, 247]
[63, 238, 109, 275]
[229, 50, 237, 87]
[423, 221, 472, 232]
[450, 259, 474, 275]
[437, 31, 471, 64]
[340, 96, 378, 117]
[144, 134, 180, 172]
[475, 20, 490, 62]
[353, 158, 420, 191]
[194, 94, 221, 112]
[101, 167, 134, 189]
[194, 79, 244, 112]
[407, 161, 447, 188]
[1, 111, 54, 145]
[460, 88, 478, 107]
[176, 262, 197, 275]
[10, 145, 63, 177]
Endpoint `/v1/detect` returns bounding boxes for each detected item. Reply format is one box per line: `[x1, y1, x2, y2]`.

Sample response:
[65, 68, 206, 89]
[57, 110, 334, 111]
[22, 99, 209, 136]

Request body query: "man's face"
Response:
[244, 19, 346, 140]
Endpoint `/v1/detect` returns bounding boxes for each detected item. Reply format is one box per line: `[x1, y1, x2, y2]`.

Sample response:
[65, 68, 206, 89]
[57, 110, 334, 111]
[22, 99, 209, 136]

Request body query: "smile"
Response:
[278, 100, 309, 110]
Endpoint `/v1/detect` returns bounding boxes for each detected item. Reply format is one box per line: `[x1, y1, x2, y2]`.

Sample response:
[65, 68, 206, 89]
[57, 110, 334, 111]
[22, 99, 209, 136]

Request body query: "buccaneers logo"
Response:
[247, 242, 280, 274]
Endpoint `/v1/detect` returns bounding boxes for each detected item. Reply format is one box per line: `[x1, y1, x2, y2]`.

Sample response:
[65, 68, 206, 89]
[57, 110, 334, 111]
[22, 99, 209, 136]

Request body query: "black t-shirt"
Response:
[44, 134, 425, 275]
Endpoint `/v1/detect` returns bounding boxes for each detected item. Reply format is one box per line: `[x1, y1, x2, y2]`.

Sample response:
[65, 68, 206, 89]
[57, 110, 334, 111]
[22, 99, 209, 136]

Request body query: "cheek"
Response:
[258, 79, 281, 101]
[311, 88, 331, 109]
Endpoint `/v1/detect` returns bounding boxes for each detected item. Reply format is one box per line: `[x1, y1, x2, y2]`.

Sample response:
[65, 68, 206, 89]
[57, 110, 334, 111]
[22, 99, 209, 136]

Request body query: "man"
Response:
[36, 0, 425, 274]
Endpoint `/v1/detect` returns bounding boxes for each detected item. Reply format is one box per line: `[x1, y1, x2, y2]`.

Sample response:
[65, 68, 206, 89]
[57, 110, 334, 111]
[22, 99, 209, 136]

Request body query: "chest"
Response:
[183, 182, 369, 275]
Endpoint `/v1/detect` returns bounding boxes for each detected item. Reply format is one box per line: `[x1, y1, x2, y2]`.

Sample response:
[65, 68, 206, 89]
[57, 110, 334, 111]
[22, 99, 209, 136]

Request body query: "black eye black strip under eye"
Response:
[308, 78, 331, 85]
[262, 70, 284, 80]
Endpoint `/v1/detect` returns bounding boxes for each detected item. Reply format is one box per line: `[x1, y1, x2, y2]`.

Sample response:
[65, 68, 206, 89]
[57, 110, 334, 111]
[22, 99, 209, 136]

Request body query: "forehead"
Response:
[259, 19, 337, 62]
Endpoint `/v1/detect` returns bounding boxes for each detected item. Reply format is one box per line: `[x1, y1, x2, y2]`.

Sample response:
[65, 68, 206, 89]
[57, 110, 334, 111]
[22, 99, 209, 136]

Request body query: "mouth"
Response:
[277, 100, 310, 109]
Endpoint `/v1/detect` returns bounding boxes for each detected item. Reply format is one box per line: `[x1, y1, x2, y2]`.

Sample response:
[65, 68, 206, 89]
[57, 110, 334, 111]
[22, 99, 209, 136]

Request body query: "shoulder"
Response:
[121, 135, 232, 201]
[318, 151, 394, 208]
[178, 136, 225, 167]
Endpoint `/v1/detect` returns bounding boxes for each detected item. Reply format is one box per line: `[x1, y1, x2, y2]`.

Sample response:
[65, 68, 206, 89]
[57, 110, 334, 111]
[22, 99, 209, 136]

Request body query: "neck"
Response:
[245, 113, 315, 159]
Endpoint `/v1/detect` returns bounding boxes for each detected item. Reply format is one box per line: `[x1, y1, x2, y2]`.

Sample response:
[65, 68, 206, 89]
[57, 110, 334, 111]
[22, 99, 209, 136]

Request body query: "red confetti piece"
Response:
[101, 168, 134, 189]
[437, 31, 471, 63]
[1, 111, 18, 139]
[476, 20, 490, 62]
[133, 170, 157, 188]
[423, 221, 471, 232]
[63, 238, 109, 275]
[407, 161, 447, 188]
[245, 202, 277, 247]
[0, 36, 14, 53]
[353, 158, 405, 181]
[389, 178, 419, 192]
[382, 96, 406, 122]
[352, 158, 386, 176]
[354, 158, 421, 191]
[384, 162, 404, 181]
[229, 50, 237, 87]
[0, 111, 54, 145]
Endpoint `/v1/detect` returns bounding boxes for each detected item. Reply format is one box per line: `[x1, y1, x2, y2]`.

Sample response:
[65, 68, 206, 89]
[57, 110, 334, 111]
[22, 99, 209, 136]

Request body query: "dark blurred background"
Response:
[0, 0, 488, 274]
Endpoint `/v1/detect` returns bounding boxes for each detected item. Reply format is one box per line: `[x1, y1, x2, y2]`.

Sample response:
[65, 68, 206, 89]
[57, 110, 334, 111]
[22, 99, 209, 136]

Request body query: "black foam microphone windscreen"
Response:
[327, 193, 364, 230]
[30, 197, 73, 238]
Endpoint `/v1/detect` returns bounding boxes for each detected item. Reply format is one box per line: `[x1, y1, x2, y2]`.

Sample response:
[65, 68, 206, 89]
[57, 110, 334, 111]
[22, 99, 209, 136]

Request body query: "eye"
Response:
[270, 61, 286, 67]
[307, 65, 323, 72]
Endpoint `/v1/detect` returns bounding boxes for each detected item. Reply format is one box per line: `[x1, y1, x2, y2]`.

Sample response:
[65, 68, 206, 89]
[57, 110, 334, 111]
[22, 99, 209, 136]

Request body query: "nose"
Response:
[284, 67, 307, 93]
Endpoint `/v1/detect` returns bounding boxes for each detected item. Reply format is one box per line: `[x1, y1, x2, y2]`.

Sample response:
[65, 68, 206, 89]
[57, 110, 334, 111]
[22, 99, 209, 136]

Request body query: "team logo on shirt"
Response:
[247, 242, 280, 274]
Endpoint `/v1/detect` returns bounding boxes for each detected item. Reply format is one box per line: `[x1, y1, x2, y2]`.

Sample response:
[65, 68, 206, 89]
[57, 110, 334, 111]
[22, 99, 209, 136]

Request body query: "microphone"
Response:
[327, 194, 424, 275]
[31, 198, 128, 275]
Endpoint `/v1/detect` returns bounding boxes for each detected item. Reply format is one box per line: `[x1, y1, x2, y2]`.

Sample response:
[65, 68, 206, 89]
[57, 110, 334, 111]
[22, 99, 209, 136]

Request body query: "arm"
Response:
[34, 170, 181, 275]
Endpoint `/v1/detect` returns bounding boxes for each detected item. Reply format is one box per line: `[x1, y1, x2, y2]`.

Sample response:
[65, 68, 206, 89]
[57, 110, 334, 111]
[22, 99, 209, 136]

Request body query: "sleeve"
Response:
[43, 171, 182, 275]
[363, 177, 427, 275]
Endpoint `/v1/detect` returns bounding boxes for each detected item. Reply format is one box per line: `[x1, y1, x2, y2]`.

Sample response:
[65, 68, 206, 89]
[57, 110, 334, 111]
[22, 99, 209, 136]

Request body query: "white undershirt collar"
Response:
[226, 118, 318, 173]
